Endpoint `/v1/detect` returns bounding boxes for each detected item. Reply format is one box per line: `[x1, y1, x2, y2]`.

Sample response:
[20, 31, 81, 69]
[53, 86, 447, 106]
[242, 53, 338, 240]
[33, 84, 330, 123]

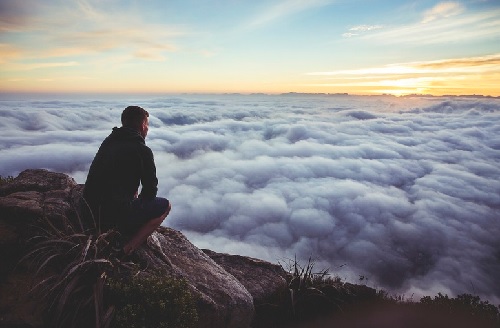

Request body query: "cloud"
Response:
[352, 5, 499, 45]
[342, 24, 383, 38]
[1, 94, 500, 304]
[422, 2, 464, 23]
[0, 44, 23, 64]
[0, 0, 42, 33]
[4, 61, 80, 71]
[0, 0, 183, 68]
[246, 0, 333, 29]
[305, 53, 500, 95]
[415, 53, 500, 70]
[134, 50, 167, 62]
[342, 32, 357, 38]
[349, 25, 384, 32]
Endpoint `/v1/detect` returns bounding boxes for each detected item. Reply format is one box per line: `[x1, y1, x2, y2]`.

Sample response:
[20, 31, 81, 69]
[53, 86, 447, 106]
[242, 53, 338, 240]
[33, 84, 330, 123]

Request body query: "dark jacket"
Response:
[83, 126, 158, 229]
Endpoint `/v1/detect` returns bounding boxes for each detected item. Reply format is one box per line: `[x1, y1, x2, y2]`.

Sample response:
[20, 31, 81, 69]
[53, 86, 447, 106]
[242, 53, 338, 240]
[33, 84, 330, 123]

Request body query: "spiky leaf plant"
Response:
[278, 256, 346, 321]
[21, 203, 132, 328]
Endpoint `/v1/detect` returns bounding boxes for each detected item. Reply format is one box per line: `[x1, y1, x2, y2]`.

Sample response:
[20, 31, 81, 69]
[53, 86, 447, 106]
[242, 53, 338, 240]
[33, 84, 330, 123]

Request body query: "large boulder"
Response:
[0, 169, 78, 328]
[138, 228, 254, 328]
[203, 249, 287, 305]
[0, 169, 291, 328]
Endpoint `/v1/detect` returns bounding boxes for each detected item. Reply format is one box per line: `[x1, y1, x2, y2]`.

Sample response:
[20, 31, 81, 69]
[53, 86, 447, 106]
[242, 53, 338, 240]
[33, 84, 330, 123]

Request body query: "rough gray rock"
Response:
[0, 169, 77, 328]
[203, 249, 287, 304]
[139, 228, 254, 328]
[0, 169, 293, 328]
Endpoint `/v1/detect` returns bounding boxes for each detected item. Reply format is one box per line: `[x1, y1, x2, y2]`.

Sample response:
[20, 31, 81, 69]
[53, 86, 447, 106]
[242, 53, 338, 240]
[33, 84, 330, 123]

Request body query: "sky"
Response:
[1, 0, 499, 96]
[1, 94, 499, 303]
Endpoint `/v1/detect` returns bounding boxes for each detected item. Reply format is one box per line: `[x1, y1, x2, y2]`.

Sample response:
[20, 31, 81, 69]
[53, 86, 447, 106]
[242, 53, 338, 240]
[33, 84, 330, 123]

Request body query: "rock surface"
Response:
[203, 249, 287, 305]
[0, 169, 286, 328]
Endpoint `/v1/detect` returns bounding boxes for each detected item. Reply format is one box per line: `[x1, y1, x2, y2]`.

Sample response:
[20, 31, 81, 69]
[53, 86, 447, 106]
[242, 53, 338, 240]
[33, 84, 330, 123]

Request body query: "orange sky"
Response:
[1, 0, 499, 96]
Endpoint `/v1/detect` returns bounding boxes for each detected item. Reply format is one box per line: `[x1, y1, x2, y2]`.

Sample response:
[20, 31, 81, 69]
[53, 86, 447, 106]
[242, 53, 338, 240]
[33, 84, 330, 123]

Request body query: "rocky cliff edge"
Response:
[0, 169, 288, 328]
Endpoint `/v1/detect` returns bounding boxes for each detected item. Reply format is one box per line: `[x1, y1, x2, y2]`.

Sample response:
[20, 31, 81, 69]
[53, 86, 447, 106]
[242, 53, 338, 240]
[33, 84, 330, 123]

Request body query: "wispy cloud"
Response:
[306, 54, 500, 95]
[52, 0, 183, 61]
[0, 43, 23, 64]
[308, 54, 500, 76]
[342, 3, 499, 45]
[1, 0, 184, 66]
[53, 27, 179, 59]
[134, 49, 167, 62]
[342, 24, 383, 38]
[350, 24, 384, 32]
[422, 1, 464, 23]
[246, 0, 333, 29]
[5, 61, 80, 71]
[417, 54, 500, 70]
[0, 0, 42, 33]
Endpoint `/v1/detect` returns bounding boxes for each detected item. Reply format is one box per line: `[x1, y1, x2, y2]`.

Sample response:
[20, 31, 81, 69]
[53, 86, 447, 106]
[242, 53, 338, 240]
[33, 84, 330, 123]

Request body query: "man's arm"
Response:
[139, 146, 159, 200]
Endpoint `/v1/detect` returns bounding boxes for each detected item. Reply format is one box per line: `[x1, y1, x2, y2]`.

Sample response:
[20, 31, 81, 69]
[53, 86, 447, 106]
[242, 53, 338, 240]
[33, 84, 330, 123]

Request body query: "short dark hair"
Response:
[121, 106, 149, 129]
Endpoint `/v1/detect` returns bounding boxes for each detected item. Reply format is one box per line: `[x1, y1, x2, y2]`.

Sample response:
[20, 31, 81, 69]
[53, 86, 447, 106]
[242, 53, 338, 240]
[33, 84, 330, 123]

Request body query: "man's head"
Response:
[121, 106, 149, 139]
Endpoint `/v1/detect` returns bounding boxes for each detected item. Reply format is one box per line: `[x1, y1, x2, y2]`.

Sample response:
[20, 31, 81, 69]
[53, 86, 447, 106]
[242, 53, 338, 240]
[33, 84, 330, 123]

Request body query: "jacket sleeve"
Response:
[138, 145, 159, 200]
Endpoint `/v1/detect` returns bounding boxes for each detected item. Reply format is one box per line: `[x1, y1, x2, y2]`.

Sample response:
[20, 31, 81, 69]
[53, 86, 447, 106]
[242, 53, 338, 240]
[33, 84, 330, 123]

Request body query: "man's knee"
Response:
[151, 204, 170, 225]
[161, 201, 171, 219]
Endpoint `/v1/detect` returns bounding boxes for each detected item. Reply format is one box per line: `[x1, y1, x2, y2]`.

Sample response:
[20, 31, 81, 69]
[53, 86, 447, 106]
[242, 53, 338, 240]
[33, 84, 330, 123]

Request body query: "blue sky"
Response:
[1, 0, 499, 95]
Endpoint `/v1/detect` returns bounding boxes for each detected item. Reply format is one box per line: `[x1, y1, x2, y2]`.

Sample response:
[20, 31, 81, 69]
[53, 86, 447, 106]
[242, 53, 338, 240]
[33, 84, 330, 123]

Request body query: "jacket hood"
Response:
[109, 126, 145, 144]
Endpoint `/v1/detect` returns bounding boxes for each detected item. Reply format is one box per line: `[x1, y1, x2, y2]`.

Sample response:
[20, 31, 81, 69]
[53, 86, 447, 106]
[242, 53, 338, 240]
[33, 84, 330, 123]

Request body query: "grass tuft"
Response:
[106, 274, 198, 328]
[254, 256, 500, 328]
[20, 198, 198, 328]
[22, 212, 125, 328]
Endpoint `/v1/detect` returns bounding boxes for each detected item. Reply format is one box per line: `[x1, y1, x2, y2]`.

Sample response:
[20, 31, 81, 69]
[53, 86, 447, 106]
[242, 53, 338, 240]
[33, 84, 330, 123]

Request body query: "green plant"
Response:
[419, 293, 500, 324]
[21, 202, 135, 328]
[22, 198, 199, 328]
[252, 256, 500, 328]
[106, 274, 198, 328]
[24, 219, 116, 327]
[278, 256, 346, 322]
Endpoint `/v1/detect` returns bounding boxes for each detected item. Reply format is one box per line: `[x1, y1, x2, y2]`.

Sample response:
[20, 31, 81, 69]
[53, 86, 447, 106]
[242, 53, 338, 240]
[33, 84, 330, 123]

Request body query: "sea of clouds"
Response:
[1, 93, 499, 303]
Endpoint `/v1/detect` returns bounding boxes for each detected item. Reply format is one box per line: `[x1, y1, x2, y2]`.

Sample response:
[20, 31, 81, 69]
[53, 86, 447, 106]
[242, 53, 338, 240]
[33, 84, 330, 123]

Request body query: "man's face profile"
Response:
[140, 117, 149, 139]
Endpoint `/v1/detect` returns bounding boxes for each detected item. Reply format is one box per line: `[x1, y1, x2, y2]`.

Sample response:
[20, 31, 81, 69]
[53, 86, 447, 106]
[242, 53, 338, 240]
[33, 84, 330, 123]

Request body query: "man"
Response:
[83, 105, 171, 255]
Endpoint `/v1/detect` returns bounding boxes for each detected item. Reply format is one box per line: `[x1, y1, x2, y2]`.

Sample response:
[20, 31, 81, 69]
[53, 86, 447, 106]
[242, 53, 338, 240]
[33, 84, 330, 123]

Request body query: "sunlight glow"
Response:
[306, 54, 500, 96]
[0, 1, 499, 96]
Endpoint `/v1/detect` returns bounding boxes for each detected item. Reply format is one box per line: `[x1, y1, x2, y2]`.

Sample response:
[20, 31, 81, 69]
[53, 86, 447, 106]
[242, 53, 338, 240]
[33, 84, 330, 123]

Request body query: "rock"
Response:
[138, 228, 254, 328]
[0, 169, 76, 196]
[0, 169, 77, 328]
[203, 249, 288, 304]
[1, 169, 295, 328]
[202, 250, 290, 328]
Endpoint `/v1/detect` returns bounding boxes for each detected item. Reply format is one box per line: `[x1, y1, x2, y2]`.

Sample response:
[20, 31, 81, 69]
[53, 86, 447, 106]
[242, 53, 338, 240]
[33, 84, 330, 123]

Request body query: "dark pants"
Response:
[119, 197, 170, 236]
[82, 196, 170, 236]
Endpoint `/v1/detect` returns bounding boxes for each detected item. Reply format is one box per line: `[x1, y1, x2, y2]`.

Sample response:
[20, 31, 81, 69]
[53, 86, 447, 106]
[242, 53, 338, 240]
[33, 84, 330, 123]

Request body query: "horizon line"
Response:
[0, 91, 499, 99]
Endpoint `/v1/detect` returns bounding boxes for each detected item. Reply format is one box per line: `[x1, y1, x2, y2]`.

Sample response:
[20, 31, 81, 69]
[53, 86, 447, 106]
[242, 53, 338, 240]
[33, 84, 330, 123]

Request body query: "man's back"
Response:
[83, 105, 170, 255]
[83, 126, 158, 228]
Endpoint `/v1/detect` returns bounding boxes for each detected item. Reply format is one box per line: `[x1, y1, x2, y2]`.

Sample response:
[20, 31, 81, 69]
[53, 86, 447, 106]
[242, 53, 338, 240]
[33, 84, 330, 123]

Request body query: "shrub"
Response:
[419, 293, 500, 324]
[22, 214, 122, 328]
[275, 257, 351, 323]
[22, 198, 198, 328]
[106, 274, 198, 328]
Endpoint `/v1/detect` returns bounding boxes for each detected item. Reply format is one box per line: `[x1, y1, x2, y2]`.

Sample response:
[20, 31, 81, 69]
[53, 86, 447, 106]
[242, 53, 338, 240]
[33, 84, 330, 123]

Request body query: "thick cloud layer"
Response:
[1, 94, 499, 303]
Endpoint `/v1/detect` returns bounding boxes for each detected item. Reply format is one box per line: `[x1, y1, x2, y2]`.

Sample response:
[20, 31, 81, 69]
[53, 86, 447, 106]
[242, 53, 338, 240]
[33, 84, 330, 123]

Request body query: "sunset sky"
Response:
[1, 0, 499, 96]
